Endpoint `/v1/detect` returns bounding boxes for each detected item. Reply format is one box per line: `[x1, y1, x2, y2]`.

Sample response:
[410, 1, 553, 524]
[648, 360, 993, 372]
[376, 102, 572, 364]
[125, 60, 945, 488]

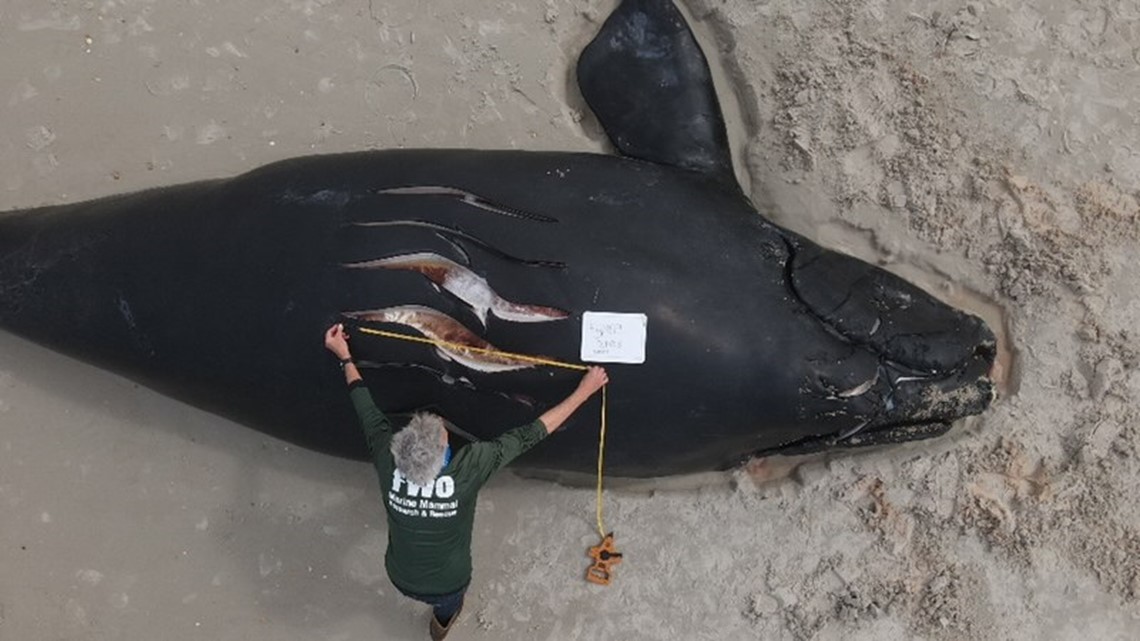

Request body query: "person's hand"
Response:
[576, 366, 608, 397]
[324, 323, 352, 360]
[537, 366, 609, 434]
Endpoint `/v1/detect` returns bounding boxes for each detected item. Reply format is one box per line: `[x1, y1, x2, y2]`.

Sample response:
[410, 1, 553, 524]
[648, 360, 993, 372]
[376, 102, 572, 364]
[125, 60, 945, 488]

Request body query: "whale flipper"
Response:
[576, 0, 734, 182]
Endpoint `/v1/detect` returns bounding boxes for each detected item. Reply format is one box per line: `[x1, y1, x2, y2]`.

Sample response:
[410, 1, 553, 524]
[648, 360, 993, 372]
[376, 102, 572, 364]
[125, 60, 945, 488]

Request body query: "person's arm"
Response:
[324, 323, 391, 453]
[538, 366, 608, 434]
[462, 367, 609, 484]
[325, 323, 362, 385]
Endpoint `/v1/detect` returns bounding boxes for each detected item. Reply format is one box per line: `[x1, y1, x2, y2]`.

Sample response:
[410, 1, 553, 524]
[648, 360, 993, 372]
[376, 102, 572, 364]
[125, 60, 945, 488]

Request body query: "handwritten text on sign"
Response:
[580, 312, 648, 364]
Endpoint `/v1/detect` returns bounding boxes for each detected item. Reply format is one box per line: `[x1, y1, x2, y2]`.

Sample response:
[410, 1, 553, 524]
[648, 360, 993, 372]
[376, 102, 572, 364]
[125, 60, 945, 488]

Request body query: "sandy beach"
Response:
[2, 1, 1138, 639]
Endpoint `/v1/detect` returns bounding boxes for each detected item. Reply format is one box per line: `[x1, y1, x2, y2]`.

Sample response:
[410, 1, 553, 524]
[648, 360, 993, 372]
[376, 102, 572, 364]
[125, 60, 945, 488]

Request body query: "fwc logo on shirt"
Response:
[388, 470, 459, 518]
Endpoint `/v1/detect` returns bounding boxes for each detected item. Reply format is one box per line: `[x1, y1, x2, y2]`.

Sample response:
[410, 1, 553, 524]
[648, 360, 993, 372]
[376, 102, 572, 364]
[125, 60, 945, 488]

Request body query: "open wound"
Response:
[350, 220, 565, 268]
[373, 186, 558, 223]
[343, 252, 568, 326]
[345, 188, 569, 374]
[342, 306, 537, 373]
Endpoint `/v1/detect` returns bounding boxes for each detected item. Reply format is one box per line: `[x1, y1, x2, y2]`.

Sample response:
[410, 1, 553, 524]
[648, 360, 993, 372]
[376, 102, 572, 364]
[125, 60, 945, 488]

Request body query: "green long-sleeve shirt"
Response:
[349, 382, 548, 595]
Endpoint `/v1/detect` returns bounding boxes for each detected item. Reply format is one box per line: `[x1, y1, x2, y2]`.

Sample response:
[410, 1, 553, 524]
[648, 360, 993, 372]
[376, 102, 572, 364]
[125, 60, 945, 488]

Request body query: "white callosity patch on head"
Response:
[343, 305, 535, 372]
[343, 252, 568, 326]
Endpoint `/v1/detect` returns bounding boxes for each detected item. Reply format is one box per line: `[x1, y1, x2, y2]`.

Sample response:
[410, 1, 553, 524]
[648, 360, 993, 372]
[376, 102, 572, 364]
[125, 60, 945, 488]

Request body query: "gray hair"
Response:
[391, 413, 448, 486]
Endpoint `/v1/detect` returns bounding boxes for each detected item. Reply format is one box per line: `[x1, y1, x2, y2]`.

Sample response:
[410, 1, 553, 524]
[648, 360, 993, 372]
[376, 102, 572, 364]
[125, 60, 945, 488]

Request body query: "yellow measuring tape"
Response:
[354, 326, 611, 538]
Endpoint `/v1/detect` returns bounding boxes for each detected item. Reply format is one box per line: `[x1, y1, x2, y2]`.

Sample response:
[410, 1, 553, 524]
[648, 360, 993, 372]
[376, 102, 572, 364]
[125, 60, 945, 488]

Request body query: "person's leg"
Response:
[428, 588, 466, 625]
[395, 584, 467, 625]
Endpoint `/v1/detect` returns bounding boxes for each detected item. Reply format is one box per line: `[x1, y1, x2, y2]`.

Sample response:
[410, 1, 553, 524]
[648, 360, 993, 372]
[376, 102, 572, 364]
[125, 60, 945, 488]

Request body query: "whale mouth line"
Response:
[751, 418, 954, 460]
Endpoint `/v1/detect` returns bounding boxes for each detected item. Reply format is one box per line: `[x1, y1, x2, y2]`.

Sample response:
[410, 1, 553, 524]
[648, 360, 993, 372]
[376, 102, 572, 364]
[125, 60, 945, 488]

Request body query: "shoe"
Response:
[429, 598, 464, 641]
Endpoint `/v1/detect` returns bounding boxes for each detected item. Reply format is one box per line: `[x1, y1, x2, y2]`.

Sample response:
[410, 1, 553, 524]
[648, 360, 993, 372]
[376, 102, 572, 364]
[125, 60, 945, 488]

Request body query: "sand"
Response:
[1, 0, 1138, 639]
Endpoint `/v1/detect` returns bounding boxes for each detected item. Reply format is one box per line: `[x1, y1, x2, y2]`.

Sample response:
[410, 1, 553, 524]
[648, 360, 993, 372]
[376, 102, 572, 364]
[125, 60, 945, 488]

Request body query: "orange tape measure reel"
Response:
[585, 532, 623, 586]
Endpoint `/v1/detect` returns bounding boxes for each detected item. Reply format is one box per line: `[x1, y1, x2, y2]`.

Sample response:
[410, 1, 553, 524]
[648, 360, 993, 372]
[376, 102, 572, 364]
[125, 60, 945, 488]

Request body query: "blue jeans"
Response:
[396, 584, 467, 624]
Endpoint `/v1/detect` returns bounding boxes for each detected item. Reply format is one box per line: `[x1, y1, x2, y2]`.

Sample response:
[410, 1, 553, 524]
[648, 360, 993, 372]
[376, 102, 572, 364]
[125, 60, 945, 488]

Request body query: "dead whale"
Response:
[0, 0, 996, 477]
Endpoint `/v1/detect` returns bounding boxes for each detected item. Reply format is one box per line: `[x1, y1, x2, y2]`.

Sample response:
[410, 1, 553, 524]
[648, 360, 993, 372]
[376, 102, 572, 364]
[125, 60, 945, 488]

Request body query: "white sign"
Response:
[580, 312, 648, 364]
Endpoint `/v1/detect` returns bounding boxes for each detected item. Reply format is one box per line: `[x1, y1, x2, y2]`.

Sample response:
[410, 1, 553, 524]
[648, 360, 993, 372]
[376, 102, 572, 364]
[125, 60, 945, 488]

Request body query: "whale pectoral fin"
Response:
[577, 0, 735, 183]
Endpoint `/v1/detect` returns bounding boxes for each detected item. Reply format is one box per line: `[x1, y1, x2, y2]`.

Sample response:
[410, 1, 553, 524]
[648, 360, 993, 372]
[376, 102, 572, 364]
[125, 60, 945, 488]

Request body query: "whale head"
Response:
[771, 239, 999, 455]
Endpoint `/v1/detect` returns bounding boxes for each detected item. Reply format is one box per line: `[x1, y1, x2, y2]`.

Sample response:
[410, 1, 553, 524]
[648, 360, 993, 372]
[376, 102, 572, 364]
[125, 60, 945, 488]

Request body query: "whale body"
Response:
[0, 0, 996, 477]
